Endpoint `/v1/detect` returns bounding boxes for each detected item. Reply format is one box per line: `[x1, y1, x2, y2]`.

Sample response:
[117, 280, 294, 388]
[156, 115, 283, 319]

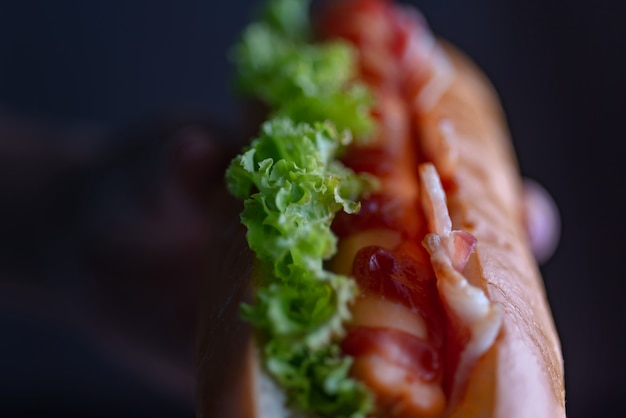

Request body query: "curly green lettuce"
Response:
[226, 119, 374, 417]
[226, 1, 378, 416]
[232, 0, 374, 137]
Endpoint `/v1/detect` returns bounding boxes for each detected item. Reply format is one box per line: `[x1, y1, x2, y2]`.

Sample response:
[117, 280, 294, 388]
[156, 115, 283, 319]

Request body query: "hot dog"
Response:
[196, 0, 565, 417]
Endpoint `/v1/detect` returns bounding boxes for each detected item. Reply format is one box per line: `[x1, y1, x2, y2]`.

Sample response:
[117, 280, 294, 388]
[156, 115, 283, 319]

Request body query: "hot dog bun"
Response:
[420, 43, 565, 417]
[197, 2, 565, 416]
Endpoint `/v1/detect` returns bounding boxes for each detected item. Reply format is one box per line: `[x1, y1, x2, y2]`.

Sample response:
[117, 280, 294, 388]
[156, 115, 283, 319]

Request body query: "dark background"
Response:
[0, 0, 624, 417]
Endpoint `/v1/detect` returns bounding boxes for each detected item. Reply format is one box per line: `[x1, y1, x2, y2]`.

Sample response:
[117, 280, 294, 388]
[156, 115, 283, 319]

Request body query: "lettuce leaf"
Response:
[265, 342, 373, 418]
[227, 119, 365, 276]
[232, 16, 374, 136]
[226, 0, 378, 416]
[226, 118, 373, 417]
[261, 0, 311, 40]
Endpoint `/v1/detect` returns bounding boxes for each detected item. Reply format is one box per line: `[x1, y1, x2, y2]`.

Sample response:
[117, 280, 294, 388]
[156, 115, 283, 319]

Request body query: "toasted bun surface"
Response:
[424, 44, 565, 417]
[197, 42, 565, 418]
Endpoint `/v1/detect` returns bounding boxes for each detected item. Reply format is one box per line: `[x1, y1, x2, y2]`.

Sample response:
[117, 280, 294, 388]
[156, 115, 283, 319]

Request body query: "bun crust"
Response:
[423, 44, 565, 417]
[195, 208, 256, 418]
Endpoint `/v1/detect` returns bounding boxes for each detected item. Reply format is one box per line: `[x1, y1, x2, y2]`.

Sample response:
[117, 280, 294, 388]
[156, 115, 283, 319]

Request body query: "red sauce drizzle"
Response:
[319, 0, 463, 400]
[442, 315, 470, 396]
[342, 326, 441, 382]
[341, 146, 394, 177]
[351, 243, 445, 349]
[315, 0, 394, 45]
[332, 193, 418, 238]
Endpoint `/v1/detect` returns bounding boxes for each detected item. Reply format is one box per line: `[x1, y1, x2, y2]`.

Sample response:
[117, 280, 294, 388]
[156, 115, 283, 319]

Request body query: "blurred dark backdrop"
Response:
[0, 0, 624, 417]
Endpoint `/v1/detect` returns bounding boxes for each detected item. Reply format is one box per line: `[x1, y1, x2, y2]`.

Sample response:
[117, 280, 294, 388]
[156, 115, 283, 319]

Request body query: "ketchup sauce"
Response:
[341, 147, 394, 177]
[342, 326, 441, 382]
[353, 245, 428, 308]
[352, 243, 445, 347]
[318, 0, 460, 401]
[332, 193, 415, 238]
[315, 0, 394, 46]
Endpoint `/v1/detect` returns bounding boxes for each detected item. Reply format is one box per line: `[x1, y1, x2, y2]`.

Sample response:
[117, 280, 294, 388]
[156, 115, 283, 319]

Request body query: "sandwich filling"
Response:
[225, 0, 502, 417]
